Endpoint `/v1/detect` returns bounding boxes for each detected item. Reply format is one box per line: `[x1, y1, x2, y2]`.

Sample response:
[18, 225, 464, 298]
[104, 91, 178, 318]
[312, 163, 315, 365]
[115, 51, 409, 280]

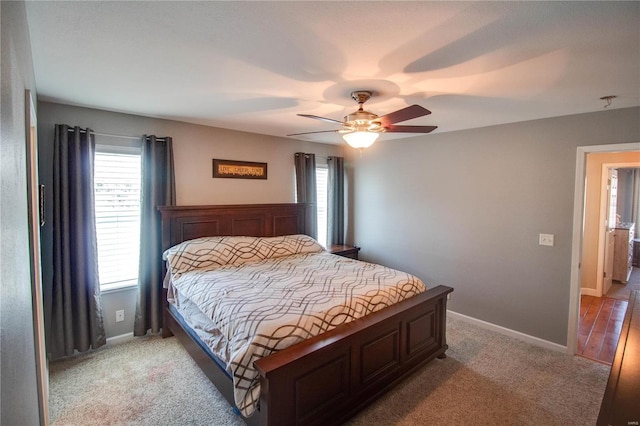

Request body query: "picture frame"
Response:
[212, 159, 268, 180]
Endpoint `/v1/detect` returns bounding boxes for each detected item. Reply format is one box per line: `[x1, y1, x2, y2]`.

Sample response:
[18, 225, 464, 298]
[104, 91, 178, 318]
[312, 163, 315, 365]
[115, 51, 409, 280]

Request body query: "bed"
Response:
[159, 203, 453, 426]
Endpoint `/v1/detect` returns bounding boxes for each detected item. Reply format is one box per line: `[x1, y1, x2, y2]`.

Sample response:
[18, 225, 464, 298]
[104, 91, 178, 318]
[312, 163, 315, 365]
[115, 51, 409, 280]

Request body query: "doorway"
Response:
[591, 163, 640, 298]
[577, 160, 639, 363]
[567, 144, 640, 357]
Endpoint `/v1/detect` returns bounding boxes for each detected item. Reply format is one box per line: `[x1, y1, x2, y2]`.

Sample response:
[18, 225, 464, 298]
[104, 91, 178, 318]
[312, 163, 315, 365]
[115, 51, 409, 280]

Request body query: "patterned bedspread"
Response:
[164, 235, 426, 418]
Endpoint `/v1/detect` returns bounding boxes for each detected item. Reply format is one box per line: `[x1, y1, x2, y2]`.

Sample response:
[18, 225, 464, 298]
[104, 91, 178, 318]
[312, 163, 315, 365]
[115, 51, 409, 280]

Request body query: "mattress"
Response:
[169, 292, 232, 373]
[164, 235, 427, 418]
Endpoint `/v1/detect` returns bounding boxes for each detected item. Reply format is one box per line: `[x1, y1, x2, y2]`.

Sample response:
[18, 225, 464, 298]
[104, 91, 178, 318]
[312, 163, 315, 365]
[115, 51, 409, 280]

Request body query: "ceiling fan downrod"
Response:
[346, 91, 379, 128]
[351, 91, 372, 110]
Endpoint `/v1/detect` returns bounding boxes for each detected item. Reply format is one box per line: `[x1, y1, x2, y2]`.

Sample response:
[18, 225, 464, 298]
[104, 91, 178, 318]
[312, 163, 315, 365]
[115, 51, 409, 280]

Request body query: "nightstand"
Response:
[327, 244, 361, 260]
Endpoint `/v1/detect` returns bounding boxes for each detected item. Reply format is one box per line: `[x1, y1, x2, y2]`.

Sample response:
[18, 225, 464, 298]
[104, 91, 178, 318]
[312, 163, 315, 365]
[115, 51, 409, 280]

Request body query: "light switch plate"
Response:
[539, 233, 554, 247]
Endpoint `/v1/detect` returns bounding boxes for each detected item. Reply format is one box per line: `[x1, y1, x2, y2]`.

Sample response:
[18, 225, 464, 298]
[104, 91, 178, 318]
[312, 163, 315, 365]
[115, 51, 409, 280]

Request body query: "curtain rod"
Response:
[296, 154, 339, 161]
[66, 128, 165, 141]
[94, 132, 142, 141]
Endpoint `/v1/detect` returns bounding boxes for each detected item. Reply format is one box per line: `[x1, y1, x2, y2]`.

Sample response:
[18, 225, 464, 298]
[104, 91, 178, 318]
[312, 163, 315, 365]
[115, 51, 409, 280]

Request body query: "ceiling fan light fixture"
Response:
[343, 131, 379, 149]
[290, 90, 436, 141]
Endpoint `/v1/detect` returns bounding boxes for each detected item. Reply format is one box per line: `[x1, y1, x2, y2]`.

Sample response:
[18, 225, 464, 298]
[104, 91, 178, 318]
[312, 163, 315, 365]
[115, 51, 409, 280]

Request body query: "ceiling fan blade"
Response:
[377, 105, 431, 126]
[297, 114, 344, 125]
[383, 125, 438, 133]
[287, 129, 341, 136]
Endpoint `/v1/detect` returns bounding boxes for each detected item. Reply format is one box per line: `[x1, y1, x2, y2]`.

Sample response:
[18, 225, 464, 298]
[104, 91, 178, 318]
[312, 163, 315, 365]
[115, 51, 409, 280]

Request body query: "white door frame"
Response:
[25, 90, 49, 425]
[567, 143, 640, 355]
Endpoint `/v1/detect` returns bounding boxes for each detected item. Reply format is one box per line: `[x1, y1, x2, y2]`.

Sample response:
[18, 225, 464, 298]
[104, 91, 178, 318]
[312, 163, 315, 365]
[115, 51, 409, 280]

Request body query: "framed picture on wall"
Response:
[212, 159, 268, 180]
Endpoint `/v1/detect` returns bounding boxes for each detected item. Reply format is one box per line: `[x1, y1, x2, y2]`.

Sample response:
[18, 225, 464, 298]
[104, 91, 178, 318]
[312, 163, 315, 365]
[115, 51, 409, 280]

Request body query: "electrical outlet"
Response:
[115, 310, 124, 323]
[539, 233, 554, 247]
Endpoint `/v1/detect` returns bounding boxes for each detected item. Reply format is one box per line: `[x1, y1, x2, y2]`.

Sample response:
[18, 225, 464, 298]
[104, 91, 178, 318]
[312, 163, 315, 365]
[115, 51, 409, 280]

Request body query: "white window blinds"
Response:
[94, 146, 142, 291]
[316, 165, 328, 247]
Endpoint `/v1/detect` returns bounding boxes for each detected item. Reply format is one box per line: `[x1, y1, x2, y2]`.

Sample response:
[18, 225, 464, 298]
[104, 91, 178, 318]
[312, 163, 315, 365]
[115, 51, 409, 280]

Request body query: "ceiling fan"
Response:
[287, 91, 437, 148]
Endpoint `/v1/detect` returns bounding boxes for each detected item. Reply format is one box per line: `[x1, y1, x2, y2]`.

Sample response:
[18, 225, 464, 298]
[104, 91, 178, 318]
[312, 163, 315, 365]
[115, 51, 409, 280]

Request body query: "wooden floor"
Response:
[577, 295, 628, 364]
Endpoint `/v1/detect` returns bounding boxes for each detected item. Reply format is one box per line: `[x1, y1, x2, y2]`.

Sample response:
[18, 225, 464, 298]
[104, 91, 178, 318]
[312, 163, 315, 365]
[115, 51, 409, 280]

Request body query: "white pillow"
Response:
[164, 234, 324, 280]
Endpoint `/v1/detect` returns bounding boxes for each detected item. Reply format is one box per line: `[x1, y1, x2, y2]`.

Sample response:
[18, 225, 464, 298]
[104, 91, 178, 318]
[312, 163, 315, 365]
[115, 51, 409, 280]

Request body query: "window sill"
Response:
[100, 283, 138, 295]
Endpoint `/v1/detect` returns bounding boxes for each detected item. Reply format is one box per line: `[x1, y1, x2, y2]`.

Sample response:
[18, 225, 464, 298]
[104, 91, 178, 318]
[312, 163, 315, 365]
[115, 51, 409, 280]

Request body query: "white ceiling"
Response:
[25, 1, 640, 145]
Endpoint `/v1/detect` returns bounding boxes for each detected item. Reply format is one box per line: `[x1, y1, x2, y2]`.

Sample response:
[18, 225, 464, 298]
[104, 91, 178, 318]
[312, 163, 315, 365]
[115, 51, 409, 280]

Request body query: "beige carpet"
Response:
[606, 266, 640, 300]
[49, 317, 609, 426]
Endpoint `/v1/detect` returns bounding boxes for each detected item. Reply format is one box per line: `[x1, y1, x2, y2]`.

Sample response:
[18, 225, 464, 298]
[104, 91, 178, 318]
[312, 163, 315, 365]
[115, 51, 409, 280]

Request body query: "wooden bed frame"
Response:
[159, 203, 453, 426]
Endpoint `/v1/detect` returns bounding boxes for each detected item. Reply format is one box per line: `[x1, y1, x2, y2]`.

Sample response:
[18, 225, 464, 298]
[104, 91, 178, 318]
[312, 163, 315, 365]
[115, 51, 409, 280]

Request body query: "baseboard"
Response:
[580, 288, 599, 297]
[447, 310, 567, 353]
[106, 332, 134, 346]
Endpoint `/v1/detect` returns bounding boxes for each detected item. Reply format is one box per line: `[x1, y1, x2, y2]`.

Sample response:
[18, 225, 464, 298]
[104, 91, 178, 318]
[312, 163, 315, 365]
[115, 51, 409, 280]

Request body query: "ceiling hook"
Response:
[600, 95, 617, 109]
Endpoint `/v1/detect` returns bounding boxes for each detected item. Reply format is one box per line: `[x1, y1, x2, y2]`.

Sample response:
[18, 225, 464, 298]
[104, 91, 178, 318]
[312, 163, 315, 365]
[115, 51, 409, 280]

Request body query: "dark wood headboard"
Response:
[157, 203, 313, 251]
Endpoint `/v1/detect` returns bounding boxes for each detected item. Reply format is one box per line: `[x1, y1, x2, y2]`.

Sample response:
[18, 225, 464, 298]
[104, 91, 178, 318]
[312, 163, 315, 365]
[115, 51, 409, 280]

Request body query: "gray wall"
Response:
[0, 1, 42, 425]
[37, 102, 344, 206]
[349, 107, 640, 346]
[36, 102, 345, 338]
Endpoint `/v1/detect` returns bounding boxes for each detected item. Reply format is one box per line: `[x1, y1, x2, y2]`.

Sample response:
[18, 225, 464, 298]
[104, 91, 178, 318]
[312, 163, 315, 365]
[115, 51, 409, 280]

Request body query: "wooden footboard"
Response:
[253, 285, 453, 426]
[165, 284, 452, 426]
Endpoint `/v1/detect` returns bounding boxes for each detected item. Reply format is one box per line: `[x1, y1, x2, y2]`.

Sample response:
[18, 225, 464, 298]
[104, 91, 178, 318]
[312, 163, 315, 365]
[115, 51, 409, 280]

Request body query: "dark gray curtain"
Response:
[134, 135, 176, 336]
[294, 152, 317, 239]
[327, 156, 345, 245]
[49, 124, 106, 359]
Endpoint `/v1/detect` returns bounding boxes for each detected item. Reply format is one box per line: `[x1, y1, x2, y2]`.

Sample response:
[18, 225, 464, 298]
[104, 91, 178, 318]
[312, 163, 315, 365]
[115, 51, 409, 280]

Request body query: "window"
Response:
[316, 165, 328, 247]
[94, 145, 142, 291]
